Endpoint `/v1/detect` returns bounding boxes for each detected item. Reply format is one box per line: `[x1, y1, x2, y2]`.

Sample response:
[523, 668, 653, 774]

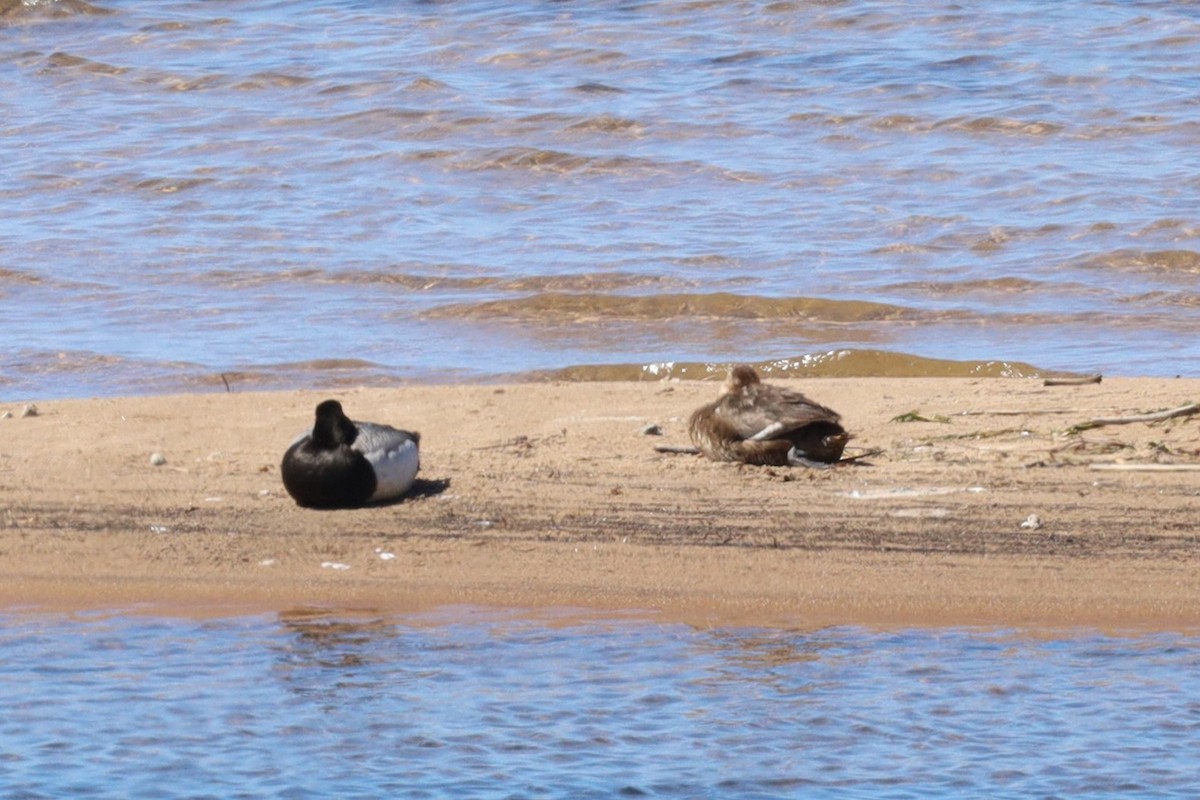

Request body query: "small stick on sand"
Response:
[654, 445, 700, 455]
[1070, 402, 1200, 433]
[1089, 463, 1200, 472]
[956, 409, 1075, 417]
[837, 447, 885, 464]
[1044, 374, 1102, 387]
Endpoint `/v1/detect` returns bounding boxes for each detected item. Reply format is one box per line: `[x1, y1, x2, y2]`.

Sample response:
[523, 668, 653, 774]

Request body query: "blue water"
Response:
[2, 608, 1198, 798]
[5, 5, 1198, 794]
[3, 0, 1200, 399]
[5, 2, 1200, 791]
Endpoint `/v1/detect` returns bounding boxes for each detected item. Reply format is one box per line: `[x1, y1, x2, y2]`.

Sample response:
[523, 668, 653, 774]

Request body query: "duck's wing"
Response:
[720, 384, 840, 441]
[351, 421, 419, 454]
[351, 421, 421, 501]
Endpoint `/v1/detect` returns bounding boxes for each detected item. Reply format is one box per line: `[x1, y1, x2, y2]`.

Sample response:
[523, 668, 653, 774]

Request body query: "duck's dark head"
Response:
[721, 364, 761, 396]
[312, 399, 358, 448]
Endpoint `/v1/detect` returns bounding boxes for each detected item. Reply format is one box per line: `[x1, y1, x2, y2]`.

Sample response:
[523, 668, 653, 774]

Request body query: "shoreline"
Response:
[3, 377, 1199, 630]
[0, 348, 1118, 410]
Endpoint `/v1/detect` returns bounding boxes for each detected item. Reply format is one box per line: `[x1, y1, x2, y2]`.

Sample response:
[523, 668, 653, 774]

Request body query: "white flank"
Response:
[353, 421, 420, 501]
[748, 421, 787, 441]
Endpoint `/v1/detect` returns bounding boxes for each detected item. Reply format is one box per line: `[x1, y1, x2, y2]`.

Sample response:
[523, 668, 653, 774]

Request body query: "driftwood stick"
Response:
[1044, 374, 1102, 387]
[1089, 463, 1200, 472]
[1070, 402, 1200, 433]
[956, 409, 1074, 417]
[654, 445, 700, 455]
[837, 447, 885, 464]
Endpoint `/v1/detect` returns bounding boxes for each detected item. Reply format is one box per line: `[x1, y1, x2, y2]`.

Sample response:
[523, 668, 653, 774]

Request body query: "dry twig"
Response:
[1089, 463, 1200, 472]
[1044, 374, 1102, 387]
[955, 409, 1074, 417]
[1068, 403, 1200, 434]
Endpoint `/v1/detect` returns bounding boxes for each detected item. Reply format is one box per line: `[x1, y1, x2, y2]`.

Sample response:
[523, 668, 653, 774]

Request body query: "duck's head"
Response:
[721, 364, 761, 396]
[312, 399, 358, 448]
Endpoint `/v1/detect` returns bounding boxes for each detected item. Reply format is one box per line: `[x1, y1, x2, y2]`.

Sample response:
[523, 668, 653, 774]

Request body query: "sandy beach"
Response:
[2, 375, 1198, 629]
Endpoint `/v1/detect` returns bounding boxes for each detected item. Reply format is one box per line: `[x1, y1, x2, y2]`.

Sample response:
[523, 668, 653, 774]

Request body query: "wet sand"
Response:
[2, 376, 1198, 629]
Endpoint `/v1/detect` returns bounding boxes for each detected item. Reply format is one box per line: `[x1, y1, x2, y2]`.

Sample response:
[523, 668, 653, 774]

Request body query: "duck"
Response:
[687, 364, 849, 467]
[281, 399, 420, 508]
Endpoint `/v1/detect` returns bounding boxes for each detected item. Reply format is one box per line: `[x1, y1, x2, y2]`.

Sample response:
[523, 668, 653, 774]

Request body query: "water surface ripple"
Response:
[1, 610, 1199, 798]
[3, 0, 1200, 398]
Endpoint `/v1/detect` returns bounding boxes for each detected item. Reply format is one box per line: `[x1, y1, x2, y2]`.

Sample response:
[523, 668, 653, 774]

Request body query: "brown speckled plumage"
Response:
[688, 365, 849, 467]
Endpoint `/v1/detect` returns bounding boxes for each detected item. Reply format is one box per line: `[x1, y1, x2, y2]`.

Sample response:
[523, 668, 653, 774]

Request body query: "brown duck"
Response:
[688, 365, 850, 467]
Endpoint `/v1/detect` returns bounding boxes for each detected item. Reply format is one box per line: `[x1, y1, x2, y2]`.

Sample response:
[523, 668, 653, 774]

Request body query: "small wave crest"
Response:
[41, 51, 126, 76]
[520, 350, 1048, 381]
[196, 268, 686, 293]
[883, 276, 1049, 296]
[1079, 249, 1200, 274]
[38, 51, 234, 93]
[1, 0, 112, 21]
[788, 111, 1064, 138]
[408, 146, 754, 181]
[0, 268, 46, 286]
[466, 147, 667, 176]
[424, 292, 921, 323]
[935, 116, 1064, 137]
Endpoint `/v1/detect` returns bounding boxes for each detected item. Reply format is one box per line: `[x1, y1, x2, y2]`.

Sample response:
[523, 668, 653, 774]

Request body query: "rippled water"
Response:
[3, 0, 1200, 399]
[2, 608, 1199, 798]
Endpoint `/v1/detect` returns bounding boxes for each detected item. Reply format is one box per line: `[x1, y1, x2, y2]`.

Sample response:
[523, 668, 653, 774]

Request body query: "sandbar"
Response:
[2, 376, 1198, 630]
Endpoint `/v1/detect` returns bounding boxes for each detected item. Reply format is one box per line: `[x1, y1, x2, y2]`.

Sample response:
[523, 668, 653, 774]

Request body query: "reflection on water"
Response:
[1, 607, 1198, 798]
